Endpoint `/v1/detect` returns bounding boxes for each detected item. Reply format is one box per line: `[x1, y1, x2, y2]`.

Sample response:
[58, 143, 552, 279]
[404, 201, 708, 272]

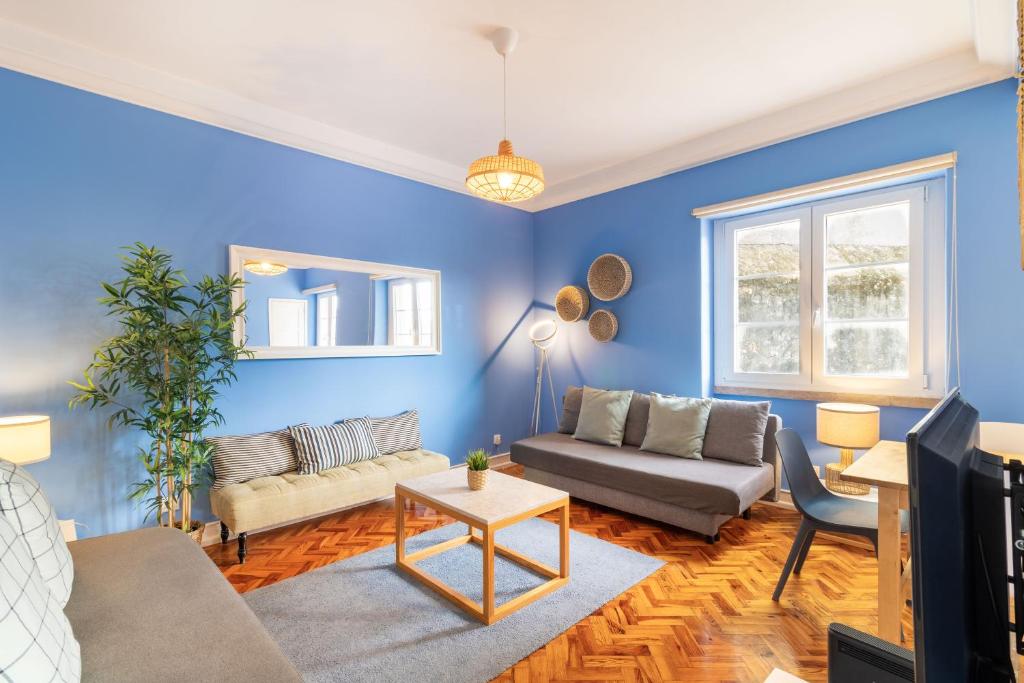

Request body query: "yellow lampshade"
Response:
[816, 403, 880, 449]
[0, 415, 51, 465]
[466, 139, 545, 203]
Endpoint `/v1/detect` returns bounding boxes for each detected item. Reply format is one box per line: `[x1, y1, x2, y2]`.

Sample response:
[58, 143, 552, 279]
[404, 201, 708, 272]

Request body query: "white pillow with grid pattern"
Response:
[0, 459, 74, 607]
[0, 514, 80, 682]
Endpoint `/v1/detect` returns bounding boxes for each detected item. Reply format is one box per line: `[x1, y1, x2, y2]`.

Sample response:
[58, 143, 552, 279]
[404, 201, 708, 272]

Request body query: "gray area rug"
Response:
[245, 517, 664, 682]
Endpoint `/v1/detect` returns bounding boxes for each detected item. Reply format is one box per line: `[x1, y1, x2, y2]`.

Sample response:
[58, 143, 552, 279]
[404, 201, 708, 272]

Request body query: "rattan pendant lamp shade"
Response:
[465, 28, 545, 203]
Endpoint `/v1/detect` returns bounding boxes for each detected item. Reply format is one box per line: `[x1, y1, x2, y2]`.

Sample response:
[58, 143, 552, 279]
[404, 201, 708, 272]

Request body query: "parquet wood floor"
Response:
[206, 464, 914, 682]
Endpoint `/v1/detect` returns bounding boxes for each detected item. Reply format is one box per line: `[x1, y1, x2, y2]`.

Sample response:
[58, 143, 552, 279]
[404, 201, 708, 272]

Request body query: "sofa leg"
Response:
[220, 522, 229, 545]
[237, 532, 247, 564]
[742, 508, 752, 520]
[705, 532, 720, 544]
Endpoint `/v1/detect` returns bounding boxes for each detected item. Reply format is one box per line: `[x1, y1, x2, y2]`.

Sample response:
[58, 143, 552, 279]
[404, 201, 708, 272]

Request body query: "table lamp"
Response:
[817, 403, 879, 495]
[0, 415, 51, 465]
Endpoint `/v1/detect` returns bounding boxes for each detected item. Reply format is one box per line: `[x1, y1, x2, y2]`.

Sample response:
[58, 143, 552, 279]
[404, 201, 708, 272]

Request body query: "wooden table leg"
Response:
[395, 490, 406, 564]
[559, 501, 570, 578]
[483, 527, 495, 623]
[877, 486, 902, 643]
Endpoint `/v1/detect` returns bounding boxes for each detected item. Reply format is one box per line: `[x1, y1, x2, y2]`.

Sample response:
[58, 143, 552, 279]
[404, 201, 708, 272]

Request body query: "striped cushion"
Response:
[207, 425, 307, 490]
[369, 410, 422, 455]
[291, 419, 380, 475]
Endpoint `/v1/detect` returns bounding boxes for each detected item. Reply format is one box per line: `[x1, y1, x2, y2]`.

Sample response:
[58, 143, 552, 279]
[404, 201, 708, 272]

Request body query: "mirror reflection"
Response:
[230, 246, 441, 359]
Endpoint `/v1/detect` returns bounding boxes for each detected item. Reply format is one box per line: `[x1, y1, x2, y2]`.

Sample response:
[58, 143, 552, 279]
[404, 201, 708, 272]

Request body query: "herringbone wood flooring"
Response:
[206, 465, 913, 682]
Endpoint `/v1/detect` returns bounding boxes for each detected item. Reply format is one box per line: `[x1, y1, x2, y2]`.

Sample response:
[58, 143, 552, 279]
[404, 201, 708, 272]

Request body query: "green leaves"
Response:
[68, 243, 249, 530]
[466, 449, 489, 471]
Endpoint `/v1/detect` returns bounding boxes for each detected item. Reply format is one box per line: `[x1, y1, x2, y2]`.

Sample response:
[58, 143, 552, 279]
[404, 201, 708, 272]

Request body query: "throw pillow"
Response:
[557, 386, 584, 434]
[368, 410, 422, 455]
[573, 386, 634, 447]
[291, 419, 380, 474]
[0, 514, 80, 682]
[0, 459, 74, 607]
[622, 392, 651, 447]
[640, 394, 713, 459]
[207, 425, 307, 490]
[702, 399, 771, 466]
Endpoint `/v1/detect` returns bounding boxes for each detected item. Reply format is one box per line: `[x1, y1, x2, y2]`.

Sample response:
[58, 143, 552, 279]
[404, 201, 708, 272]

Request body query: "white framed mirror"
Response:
[229, 245, 442, 359]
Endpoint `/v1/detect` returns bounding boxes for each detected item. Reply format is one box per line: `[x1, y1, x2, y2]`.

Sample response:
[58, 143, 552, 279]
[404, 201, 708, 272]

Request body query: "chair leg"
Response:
[219, 522, 229, 545]
[237, 532, 247, 564]
[705, 532, 720, 544]
[742, 508, 752, 520]
[773, 519, 812, 601]
[793, 529, 817, 574]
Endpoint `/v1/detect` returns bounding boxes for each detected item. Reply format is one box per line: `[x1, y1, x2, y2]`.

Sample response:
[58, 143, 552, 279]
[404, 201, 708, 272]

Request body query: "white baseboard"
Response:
[201, 451, 513, 547]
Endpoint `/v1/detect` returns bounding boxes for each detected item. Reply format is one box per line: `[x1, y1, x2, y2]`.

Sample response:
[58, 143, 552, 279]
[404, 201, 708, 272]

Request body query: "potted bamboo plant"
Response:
[70, 243, 250, 541]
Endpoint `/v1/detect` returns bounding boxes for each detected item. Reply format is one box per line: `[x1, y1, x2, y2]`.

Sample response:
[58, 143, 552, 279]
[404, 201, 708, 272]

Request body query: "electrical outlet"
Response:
[493, 434, 502, 446]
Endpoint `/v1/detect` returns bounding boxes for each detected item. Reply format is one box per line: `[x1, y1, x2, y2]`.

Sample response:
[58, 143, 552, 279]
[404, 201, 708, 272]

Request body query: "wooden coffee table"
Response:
[395, 468, 570, 624]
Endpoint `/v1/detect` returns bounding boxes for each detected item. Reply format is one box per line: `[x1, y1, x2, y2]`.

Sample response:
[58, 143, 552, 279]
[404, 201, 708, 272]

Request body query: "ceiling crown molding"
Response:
[0, 16, 1015, 215]
[520, 48, 1011, 212]
[0, 19, 475, 199]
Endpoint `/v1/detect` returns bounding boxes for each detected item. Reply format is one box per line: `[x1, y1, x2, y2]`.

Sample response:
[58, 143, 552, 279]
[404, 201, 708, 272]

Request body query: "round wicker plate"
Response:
[588, 309, 619, 342]
[555, 285, 590, 322]
[587, 254, 632, 301]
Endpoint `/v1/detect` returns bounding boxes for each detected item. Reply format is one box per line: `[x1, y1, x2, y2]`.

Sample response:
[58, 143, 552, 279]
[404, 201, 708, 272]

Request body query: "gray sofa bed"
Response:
[511, 392, 781, 542]
[65, 527, 301, 682]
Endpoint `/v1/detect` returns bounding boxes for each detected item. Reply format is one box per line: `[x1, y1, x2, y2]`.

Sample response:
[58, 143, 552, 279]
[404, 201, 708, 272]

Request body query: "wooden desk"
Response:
[840, 440, 907, 644]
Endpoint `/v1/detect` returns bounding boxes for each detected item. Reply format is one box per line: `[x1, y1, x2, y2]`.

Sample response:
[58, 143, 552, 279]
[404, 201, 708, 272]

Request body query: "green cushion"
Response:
[573, 387, 634, 446]
[640, 393, 712, 460]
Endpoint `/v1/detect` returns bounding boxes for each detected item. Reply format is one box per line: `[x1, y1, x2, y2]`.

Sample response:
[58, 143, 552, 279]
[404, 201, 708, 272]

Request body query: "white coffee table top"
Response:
[396, 468, 568, 527]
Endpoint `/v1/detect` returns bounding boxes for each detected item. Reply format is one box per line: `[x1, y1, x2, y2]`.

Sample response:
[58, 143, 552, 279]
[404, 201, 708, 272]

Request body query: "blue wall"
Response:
[1, 65, 1020, 534]
[0, 68, 536, 537]
[533, 79, 1023, 476]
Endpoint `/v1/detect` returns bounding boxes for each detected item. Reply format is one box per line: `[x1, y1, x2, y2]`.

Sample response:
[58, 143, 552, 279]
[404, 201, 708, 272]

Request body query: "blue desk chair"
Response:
[772, 428, 908, 601]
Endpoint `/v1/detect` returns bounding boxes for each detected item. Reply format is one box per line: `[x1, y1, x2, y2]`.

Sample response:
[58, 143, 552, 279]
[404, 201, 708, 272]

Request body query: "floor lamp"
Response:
[529, 319, 559, 436]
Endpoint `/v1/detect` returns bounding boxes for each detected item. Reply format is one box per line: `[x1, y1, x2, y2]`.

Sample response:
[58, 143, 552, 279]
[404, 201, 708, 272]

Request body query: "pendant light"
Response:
[465, 27, 545, 203]
[243, 259, 288, 276]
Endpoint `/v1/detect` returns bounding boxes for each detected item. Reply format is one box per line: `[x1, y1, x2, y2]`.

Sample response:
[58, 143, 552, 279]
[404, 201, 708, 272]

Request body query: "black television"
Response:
[907, 388, 1014, 682]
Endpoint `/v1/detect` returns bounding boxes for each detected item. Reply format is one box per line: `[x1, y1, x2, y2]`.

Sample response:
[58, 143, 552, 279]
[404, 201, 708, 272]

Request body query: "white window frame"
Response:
[713, 179, 946, 399]
[315, 290, 338, 347]
[387, 278, 434, 347]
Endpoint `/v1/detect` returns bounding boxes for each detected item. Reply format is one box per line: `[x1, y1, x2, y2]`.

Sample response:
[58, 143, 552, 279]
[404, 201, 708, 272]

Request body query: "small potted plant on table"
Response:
[466, 449, 489, 490]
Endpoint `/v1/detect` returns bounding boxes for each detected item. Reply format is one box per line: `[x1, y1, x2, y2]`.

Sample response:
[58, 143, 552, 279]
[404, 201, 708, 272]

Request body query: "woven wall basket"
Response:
[587, 253, 632, 301]
[588, 309, 619, 343]
[555, 285, 590, 322]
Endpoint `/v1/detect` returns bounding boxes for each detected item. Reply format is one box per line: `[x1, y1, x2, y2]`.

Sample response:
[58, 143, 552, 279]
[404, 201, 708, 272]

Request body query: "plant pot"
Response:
[171, 520, 205, 544]
[467, 469, 488, 491]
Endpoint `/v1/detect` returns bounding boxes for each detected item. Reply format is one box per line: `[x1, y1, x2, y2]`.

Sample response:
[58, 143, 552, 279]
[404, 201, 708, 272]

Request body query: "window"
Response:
[388, 278, 435, 347]
[713, 180, 945, 398]
[316, 291, 338, 346]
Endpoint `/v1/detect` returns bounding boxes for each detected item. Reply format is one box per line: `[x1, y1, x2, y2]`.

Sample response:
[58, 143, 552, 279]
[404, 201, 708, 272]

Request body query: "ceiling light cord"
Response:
[503, 53, 508, 142]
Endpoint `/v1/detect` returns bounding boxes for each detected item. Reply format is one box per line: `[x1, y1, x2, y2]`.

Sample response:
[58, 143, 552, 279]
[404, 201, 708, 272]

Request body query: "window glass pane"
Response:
[737, 275, 799, 323]
[826, 202, 909, 268]
[826, 264, 908, 320]
[824, 200, 910, 378]
[825, 322, 908, 377]
[734, 220, 800, 374]
[736, 221, 800, 276]
[735, 324, 799, 374]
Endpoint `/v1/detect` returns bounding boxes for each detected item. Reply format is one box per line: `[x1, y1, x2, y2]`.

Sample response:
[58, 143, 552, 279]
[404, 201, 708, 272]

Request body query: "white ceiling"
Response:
[0, 1, 1016, 210]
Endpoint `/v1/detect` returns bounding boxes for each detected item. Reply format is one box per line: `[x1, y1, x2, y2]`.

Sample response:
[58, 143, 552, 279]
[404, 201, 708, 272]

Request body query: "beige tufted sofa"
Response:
[211, 448, 449, 563]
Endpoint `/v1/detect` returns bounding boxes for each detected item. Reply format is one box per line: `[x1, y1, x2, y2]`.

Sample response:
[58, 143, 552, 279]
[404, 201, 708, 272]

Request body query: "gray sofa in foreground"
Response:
[65, 527, 301, 682]
[511, 396, 780, 542]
